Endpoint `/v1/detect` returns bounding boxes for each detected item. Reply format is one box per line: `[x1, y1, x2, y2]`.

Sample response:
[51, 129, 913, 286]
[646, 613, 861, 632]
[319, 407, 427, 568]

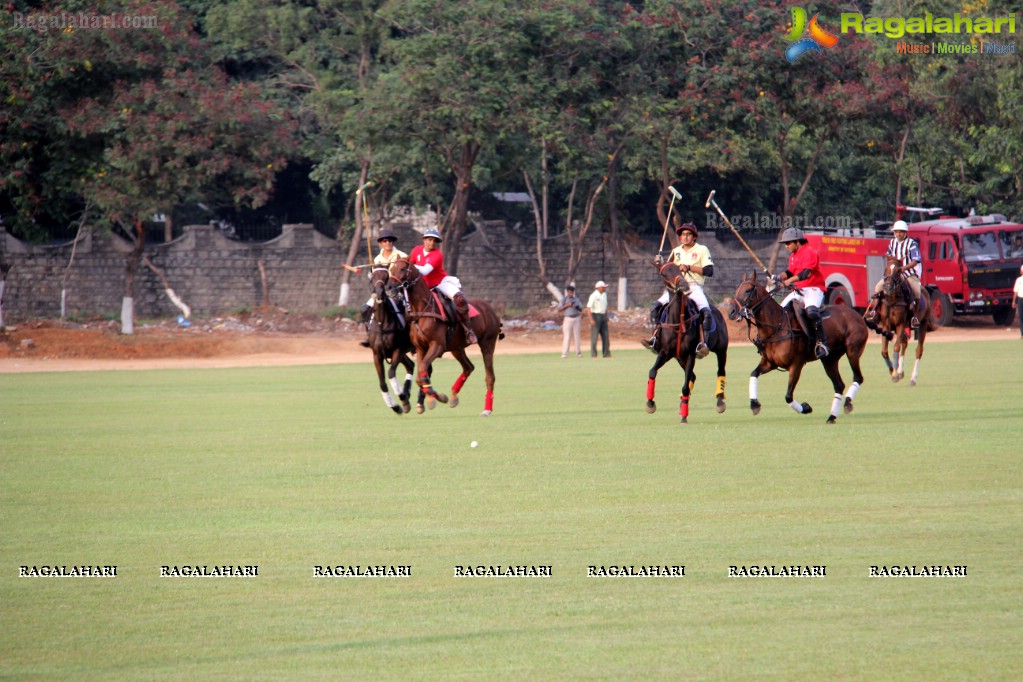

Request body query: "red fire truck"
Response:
[804, 211, 1023, 327]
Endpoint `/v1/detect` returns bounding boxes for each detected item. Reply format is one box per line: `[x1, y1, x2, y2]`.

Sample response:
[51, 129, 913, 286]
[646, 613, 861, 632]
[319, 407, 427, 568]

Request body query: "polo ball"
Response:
[470, 441, 479, 448]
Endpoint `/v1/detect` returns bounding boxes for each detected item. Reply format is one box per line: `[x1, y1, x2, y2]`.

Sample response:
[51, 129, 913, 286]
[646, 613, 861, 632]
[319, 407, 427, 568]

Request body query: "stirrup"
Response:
[641, 336, 658, 354]
[465, 328, 477, 344]
[695, 342, 710, 359]
[911, 316, 920, 329]
[815, 342, 829, 359]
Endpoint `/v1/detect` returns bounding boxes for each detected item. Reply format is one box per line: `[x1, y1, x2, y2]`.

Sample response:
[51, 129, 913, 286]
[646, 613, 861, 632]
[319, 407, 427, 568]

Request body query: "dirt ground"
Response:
[0, 303, 1016, 373]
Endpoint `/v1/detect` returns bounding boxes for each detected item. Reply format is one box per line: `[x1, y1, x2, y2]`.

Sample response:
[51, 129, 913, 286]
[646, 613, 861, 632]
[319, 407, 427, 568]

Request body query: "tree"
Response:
[58, 0, 295, 332]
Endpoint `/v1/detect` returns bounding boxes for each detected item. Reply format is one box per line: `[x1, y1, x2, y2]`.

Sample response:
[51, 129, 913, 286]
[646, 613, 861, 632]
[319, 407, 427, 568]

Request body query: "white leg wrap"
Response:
[388, 376, 401, 395]
[911, 359, 921, 383]
[830, 393, 842, 418]
[749, 376, 759, 401]
[789, 400, 804, 413]
[845, 382, 861, 402]
[381, 390, 396, 408]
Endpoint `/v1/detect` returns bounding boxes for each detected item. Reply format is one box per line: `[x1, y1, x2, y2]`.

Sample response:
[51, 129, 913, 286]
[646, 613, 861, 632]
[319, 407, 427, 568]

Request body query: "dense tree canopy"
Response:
[4, 0, 1023, 273]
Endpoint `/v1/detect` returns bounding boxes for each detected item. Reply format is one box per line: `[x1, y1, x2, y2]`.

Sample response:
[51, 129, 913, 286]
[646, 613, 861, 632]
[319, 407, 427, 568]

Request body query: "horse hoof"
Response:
[434, 393, 449, 404]
[449, 395, 459, 409]
[416, 403, 425, 414]
[402, 402, 412, 414]
[826, 415, 837, 424]
[646, 401, 656, 414]
[480, 410, 492, 417]
[750, 400, 761, 416]
[843, 398, 854, 414]
[716, 399, 726, 414]
[801, 403, 813, 414]
[680, 416, 688, 424]
[426, 396, 436, 410]
[391, 405, 403, 415]
[891, 376, 900, 383]
[910, 379, 917, 387]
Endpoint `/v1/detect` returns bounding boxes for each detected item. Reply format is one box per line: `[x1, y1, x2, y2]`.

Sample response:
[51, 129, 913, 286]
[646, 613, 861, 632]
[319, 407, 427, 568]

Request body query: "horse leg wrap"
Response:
[844, 382, 860, 402]
[381, 390, 396, 409]
[830, 393, 842, 418]
[749, 376, 759, 401]
[485, 390, 494, 412]
[716, 376, 726, 399]
[646, 378, 656, 401]
[388, 375, 402, 396]
[679, 395, 689, 418]
[788, 400, 804, 414]
[452, 372, 468, 395]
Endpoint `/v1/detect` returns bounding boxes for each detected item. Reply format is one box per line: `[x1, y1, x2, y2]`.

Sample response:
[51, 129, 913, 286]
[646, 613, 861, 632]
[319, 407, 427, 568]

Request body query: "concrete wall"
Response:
[0, 221, 773, 320]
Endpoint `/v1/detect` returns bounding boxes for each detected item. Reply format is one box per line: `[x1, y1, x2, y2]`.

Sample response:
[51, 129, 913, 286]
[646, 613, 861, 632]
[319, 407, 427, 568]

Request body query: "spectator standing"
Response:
[586, 281, 611, 358]
[557, 284, 583, 358]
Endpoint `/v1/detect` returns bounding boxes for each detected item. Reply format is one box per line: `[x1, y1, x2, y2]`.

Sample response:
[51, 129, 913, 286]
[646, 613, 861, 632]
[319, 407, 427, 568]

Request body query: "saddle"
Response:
[787, 299, 830, 339]
[430, 289, 480, 323]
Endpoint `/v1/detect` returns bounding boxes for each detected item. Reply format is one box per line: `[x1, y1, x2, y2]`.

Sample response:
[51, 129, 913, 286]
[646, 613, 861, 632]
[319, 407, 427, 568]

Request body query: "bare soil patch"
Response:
[0, 304, 1014, 373]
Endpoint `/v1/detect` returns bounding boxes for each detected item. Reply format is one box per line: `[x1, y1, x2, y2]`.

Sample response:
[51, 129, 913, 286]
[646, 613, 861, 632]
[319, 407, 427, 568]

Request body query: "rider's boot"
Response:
[642, 302, 663, 353]
[911, 294, 922, 329]
[695, 308, 712, 359]
[809, 308, 829, 359]
[454, 293, 477, 345]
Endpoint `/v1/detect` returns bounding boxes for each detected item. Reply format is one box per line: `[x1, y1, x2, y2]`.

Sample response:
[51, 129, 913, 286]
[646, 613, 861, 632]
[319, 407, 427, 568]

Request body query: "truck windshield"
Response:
[962, 232, 999, 262]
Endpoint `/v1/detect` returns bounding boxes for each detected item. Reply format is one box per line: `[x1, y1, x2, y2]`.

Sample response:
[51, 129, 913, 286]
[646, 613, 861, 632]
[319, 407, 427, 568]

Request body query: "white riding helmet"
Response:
[892, 220, 909, 232]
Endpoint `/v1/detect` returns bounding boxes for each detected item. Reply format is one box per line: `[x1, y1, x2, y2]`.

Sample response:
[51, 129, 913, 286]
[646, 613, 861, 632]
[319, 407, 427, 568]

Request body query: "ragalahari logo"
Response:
[784, 7, 839, 62]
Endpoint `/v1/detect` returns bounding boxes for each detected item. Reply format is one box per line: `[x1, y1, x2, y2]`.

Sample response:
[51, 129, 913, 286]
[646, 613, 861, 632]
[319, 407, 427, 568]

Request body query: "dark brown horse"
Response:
[729, 272, 868, 424]
[878, 255, 932, 385]
[645, 260, 727, 423]
[387, 257, 505, 416]
[365, 266, 423, 415]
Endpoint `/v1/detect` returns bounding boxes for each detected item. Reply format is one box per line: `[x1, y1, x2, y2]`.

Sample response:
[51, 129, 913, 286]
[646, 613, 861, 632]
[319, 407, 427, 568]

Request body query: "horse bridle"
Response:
[734, 280, 798, 346]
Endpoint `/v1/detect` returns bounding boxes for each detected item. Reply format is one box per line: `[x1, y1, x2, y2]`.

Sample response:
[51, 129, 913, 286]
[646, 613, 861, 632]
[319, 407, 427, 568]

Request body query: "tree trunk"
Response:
[606, 153, 628, 311]
[442, 141, 480, 275]
[339, 162, 373, 306]
[0, 262, 9, 330]
[121, 219, 145, 334]
[143, 255, 191, 319]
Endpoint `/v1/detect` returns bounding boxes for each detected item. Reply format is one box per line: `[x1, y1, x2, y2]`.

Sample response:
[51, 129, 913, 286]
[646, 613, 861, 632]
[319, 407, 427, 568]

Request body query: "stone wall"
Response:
[0, 221, 773, 320]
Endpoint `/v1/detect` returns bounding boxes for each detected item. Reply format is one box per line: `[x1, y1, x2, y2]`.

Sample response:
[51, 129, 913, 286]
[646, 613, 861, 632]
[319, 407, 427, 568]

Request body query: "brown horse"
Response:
[365, 266, 425, 415]
[645, 260, 727, 423]
[387, 257, 504, 416]
[729, 272, 868, 424]
[878, 255, 933, 385]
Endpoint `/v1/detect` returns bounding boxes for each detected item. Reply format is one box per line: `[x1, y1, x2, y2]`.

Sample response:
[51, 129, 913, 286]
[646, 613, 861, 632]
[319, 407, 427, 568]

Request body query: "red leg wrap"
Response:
[646, 378, 656, 401]
[452, 372, 468, 395]
[485, 390, 494, 412]
[679, 395, 689, 418]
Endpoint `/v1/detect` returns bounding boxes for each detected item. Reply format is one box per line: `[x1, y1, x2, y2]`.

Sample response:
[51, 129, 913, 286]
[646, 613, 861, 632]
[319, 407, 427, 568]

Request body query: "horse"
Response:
[645, 260, 727, 423]
[365, 265, 422, 415]
[878, 255, 932, 385]
[387, 257, 505, 416]
[729, 272, 868, 424]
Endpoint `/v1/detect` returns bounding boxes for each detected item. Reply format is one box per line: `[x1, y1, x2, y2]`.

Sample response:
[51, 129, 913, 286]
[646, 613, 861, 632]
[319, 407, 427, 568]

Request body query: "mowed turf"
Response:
[2, 340, 1021, 680]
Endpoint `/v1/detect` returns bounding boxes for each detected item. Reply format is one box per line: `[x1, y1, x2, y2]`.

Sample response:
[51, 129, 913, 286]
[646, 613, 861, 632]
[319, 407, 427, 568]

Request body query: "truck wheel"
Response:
[827, 286, 852, 307]
[992, 306, 1015, 326]
[929, 289, 952, 328]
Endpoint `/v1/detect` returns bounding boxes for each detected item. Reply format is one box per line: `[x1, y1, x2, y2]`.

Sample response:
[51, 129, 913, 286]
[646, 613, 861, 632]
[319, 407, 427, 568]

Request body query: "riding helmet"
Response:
[892, 220, 909, 232]
[675, 222, 698, 237]
[779, 227, 806, 244]
[377, 227, 398, 242]
[423, 228, 442, 241]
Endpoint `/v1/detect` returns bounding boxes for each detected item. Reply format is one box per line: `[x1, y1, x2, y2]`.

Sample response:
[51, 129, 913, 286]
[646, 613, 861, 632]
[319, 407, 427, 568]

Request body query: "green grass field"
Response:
[3, 341, 1022, 680]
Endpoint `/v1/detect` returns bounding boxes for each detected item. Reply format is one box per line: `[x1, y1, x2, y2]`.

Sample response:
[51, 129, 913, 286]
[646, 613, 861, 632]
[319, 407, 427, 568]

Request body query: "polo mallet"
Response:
[357, 181, 374, 263]
[705, 190, 771, 276]
[658, 185, 684, 253]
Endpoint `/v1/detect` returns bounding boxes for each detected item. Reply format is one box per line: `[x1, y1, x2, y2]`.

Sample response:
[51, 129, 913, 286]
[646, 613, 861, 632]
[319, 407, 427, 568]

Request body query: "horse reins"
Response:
[735, 282, 801, 349]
